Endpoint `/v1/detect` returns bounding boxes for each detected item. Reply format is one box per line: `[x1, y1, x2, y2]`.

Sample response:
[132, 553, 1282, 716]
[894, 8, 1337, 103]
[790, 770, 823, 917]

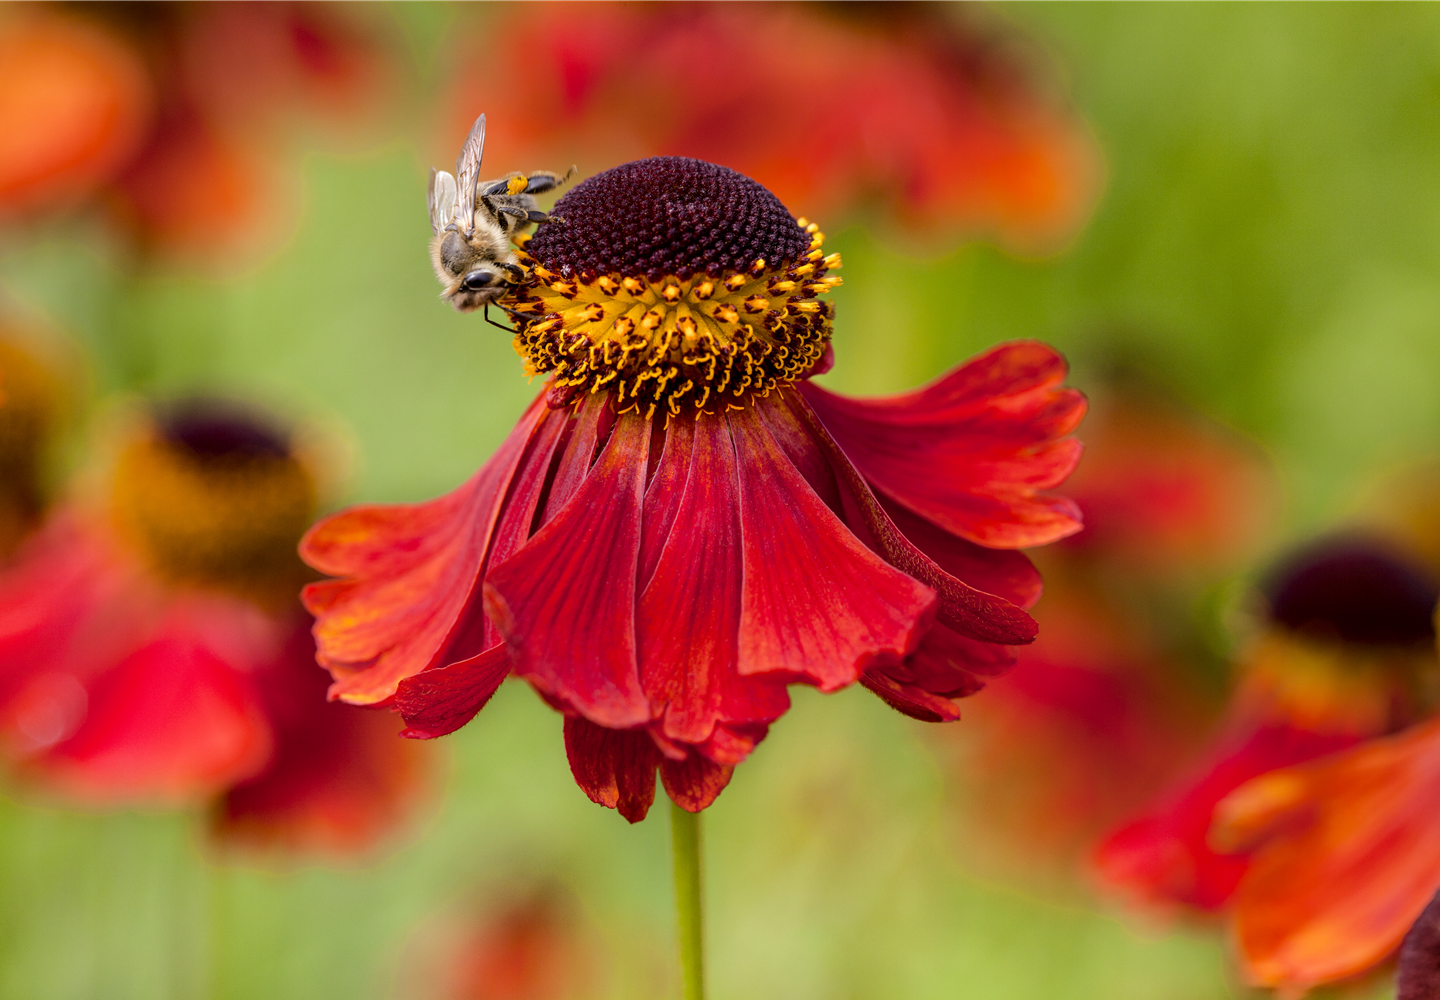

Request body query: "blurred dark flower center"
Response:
[159, 402, 290, 461]
[1263, 537, 1439, 646]
[113, 402, 315, 601]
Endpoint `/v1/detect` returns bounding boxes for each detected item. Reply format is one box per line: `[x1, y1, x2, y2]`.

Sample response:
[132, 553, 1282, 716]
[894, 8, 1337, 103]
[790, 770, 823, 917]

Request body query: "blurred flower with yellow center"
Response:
[0, 401, 429, 856]
[1095, 537, 1438, 913]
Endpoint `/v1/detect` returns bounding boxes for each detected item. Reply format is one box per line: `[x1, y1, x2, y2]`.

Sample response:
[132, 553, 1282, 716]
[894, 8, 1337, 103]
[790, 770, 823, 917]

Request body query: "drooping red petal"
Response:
[773, 391, 1037, 645]
[728, 405, 937, 690]
[486, 411, 651, 728]
[877, 495, 1041, 610]
[395, 644, 511, 740]
[299, 395, 550, 704]
[661, 752, 734, 813]
[637, 410, 790, 756]
[800, 340, 1085, 548]
[563, 716, 660, 824]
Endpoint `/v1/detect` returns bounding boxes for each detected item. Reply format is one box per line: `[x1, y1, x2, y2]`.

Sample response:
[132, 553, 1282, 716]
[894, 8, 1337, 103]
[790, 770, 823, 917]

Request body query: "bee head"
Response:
[431, 227, 509, 312]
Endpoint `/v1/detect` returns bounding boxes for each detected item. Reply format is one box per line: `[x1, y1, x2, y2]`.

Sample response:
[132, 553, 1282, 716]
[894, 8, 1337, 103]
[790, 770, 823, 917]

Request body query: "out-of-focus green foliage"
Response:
[1, 3, 1436, 998]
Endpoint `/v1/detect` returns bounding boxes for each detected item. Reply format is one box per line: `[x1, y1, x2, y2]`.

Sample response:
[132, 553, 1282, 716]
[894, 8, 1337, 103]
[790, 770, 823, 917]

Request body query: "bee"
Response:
[426, 114, 575, 321]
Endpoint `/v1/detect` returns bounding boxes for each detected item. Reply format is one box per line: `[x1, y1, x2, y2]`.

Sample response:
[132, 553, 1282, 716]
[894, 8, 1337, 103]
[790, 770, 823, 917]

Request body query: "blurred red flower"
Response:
[0, 3, 388, 257]
[302, 158, 1084, 822]
[1058, 389, 1275, 576]
[399, 887, 593, 1000]
[450, 894, 587, 1000]
[1094, 537, 1438, 913]
[446, 2, 1099, 253]
[947, 386, 1272, 870]
[0, 402, 429, 855]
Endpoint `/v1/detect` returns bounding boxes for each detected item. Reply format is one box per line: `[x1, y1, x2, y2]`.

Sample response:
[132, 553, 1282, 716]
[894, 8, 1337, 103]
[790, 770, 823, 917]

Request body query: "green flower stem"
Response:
[670, 800, 706, 1000]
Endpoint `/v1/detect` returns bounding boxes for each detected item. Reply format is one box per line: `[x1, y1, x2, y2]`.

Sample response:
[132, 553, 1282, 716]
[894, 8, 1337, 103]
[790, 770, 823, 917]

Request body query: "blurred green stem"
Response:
[670, 801, 705, 1000]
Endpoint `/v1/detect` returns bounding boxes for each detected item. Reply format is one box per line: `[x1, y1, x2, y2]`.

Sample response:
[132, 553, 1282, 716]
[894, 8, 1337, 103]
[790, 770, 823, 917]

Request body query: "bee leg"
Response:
[495, 261, 525, 281]
[482, 173, 530, 197]
[483, 302, 516, 334]
[515, 166, 578, 196]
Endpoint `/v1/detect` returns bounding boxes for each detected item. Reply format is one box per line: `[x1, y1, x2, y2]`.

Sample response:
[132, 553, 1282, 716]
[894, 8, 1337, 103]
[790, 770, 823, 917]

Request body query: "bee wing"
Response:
[453, 113, 486, 237]
[428, 168, 458, 235]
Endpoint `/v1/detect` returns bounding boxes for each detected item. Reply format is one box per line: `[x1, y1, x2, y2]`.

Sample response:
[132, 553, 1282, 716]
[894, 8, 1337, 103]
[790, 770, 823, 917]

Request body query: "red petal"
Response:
[878, 495, 1041, 610]
[486, 411, 651, 728]
[729, 405, 936, 690]
[542, 393, 610, 521]
[800, 340, 1085, 548]
[637, 411, 790, 753]
[637, 415, 693, 591]
[395, 644, 511, 739]
[563, 716, 659, 823]
[661, 752, 734, 813]
[299, 396, 551, 704]
[774, 392, 1037, 645]
[429, 407, 570, 662]
[861, 669, 964, 723]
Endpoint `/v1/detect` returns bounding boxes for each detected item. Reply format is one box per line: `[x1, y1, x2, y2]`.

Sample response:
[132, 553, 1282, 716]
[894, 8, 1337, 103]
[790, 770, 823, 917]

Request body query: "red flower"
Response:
[947, 387, 1271, 871]
[445, 3, 1099, 253]
[0, 403, 429, 854]
[302, 157, 1084, 821]
[1208, 717, 1440, 992]
[1094, 537, 1438, 912]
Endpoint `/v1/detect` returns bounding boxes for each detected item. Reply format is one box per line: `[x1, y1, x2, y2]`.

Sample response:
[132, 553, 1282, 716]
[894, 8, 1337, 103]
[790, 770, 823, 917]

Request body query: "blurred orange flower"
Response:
[0, 402, 429, 855]
[1094, 537, 1437, 913]
[0, 3, 388, 257]
[446, 2, 1098, 253]
[1212, 716, 1440, 993]
[0, 12, 151, 219]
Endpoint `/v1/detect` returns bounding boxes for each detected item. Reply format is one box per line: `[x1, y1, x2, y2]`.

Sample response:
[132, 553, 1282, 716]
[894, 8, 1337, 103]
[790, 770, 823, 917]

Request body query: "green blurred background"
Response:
[4, 3, 1439, 997]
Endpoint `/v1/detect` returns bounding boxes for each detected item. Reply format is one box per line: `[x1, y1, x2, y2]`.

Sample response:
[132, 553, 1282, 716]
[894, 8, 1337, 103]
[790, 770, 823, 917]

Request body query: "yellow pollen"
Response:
[506, 233, 841, 418]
